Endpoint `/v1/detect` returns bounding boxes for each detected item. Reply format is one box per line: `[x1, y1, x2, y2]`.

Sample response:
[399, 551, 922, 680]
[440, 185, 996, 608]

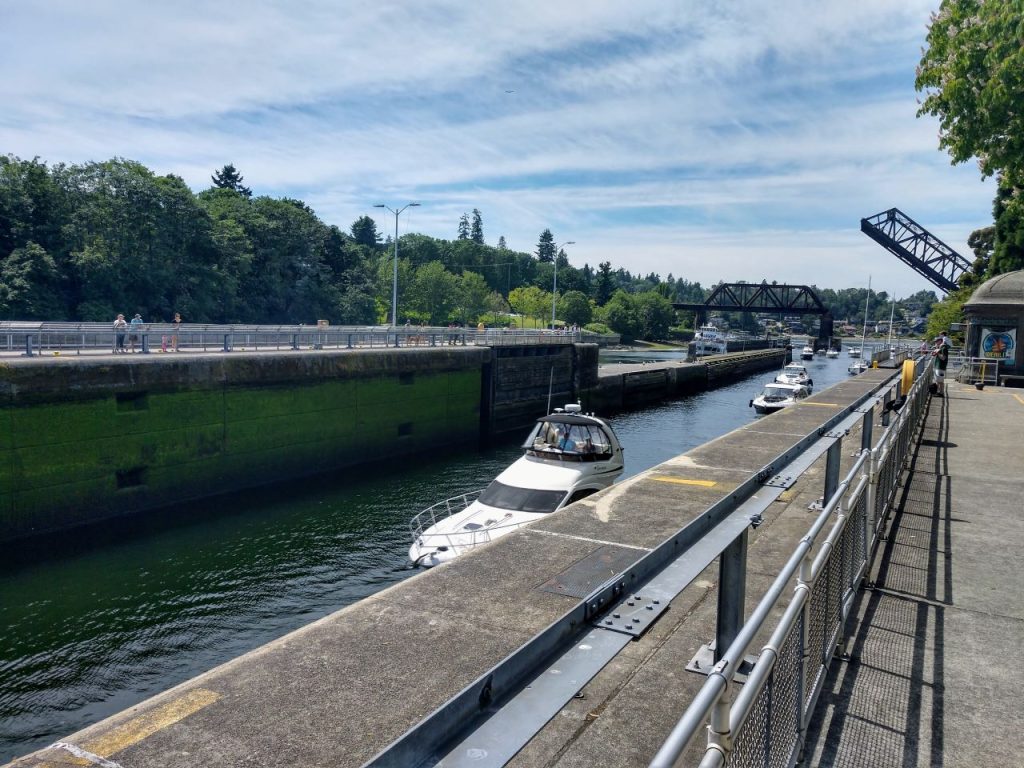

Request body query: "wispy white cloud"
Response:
[0, 0, 992, 298]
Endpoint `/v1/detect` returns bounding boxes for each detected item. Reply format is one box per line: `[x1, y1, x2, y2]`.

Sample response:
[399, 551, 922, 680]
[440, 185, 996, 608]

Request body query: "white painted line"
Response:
[48, 742, 125, 768]
[529, 529, 651, 551]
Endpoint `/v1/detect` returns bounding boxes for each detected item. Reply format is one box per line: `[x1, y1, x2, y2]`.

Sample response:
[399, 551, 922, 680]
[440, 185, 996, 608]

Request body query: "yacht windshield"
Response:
[478, 481, 567, 513]
[526, 421, 613, 456]
[760, 386, 792, 401]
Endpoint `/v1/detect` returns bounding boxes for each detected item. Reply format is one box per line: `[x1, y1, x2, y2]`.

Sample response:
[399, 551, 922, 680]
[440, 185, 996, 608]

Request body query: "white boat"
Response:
[775, 362, 813, 387]
[408, 404, 624, 567]
[848, 360, 869, 375]
[847, 347, 862, 358]
[750, 382, 811, 414]
[800, 345, 814, 360]
[826, 348, 839, 359]
[693, 325, 730, 356]
[814, 346, 827, 356]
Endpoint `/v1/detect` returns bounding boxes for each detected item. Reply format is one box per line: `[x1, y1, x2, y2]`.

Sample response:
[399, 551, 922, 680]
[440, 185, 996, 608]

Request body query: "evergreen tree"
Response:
[350, 216, 381, 248]
[210, 164, 252, 197]
[470, 208, 484, 244]
[596, 261, 614, 304]
[536, 229, 555, 262]
[457, 214, 470, 240]
[497, 235, 507, 250]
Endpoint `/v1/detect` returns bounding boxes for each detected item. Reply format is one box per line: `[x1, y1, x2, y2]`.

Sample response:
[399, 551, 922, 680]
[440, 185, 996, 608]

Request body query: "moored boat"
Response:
[826, 348, 839, 358]
[408, 405, 624, 567]
[775, 362, 813, 387]
[693, 324, 731, 356]
[750, 381, 811, 414]
[800, 345, 814, 360]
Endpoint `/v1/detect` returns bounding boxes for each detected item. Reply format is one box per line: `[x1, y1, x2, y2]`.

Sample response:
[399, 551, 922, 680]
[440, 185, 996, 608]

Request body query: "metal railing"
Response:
[1, 322, 612, 357]
[955, 356, 1000, 385]
[408, 490, 487, 548]
[650, 359, 933, 768]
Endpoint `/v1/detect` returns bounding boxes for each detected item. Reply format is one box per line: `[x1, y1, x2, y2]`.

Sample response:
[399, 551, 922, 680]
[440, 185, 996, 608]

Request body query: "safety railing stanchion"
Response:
[716, 531, 748, 662]
[24, 334, 34, 357]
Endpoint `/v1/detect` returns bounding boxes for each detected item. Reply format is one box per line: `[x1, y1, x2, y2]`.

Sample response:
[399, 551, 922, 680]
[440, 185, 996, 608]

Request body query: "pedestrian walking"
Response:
[113, 314, 128, 353]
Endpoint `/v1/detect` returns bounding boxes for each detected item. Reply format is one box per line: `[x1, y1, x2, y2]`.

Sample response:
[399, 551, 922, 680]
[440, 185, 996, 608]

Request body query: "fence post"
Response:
[881, 387, 893, 427]
[860, 408, 874, 453]
[24, 334, 35, 357]
[223, 333, 231, 352]
[291, 333, 299, 351]
[715, 530, 748, 663]
[824, 439, 843, 503]
[142, 333, 150, 354]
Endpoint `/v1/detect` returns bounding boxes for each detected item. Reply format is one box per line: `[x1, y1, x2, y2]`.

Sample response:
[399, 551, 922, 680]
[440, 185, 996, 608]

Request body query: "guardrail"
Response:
[363, 361, 930, 768]
[955, 356, 1000, 386]
[1, 322, 614, 356]
[650, 359, 932, 768]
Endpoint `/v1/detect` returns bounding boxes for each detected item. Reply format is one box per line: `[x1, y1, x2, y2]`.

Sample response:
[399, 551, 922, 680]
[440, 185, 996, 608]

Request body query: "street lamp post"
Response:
[551, 241, 575, 329]
[374, 202, 420, 326]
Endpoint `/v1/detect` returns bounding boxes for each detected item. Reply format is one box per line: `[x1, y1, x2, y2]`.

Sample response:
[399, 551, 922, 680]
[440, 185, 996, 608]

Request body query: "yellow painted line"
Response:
[654, 477, 718, 488]
[1014, 394, 1024, 406]
[80, 688, 221, 758]
[802, 402, 842, 408]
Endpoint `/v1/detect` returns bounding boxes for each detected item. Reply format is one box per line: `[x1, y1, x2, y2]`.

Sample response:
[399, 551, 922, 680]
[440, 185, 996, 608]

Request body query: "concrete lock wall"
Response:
[0, 348, 487, 542]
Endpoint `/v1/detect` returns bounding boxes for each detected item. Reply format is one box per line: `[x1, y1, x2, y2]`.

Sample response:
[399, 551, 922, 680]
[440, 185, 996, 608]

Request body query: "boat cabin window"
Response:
[478, 481, 567, 514]
[760, 385, 794, 402]
[525, 420, 613, 457]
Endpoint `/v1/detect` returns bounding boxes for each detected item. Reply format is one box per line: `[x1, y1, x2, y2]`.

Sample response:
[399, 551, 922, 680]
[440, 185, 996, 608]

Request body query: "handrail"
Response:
[1, 323, 609, 356]
[650, 357, 933, 768]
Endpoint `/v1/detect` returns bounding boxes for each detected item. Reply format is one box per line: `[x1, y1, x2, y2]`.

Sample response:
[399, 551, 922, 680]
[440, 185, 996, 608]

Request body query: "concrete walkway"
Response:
[804, 382, 1024, 766]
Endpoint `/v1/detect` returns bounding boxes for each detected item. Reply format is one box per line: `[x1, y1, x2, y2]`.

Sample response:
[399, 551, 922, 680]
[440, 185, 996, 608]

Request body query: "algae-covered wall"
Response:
[0, 348, 487, 541]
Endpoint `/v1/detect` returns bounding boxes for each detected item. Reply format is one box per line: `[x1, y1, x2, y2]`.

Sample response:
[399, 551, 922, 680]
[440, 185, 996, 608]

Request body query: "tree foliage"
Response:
[211, 163, 252, 197]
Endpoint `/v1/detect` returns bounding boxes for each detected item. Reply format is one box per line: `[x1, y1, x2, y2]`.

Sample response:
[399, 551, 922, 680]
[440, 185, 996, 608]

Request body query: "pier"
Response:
[7, 362, 1021, 767]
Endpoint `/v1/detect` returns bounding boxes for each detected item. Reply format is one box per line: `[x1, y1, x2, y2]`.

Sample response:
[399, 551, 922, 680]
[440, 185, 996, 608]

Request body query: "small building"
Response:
[963, 270, 1024, 384]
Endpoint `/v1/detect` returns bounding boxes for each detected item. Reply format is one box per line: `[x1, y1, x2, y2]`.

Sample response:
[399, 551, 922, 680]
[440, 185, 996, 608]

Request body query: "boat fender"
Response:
[807, 378, 813, 386]
[900, 359, 915, 397]
[749, 399, 754, 408]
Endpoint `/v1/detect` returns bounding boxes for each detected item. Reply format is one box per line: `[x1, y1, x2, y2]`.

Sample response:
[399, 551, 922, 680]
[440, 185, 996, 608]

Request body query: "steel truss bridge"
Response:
[860, 208, 971, 293]
[673, 282, 830, 327]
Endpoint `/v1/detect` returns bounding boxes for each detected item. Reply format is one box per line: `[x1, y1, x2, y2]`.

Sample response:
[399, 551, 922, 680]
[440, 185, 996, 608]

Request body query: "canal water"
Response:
[0, 351, 864, 761]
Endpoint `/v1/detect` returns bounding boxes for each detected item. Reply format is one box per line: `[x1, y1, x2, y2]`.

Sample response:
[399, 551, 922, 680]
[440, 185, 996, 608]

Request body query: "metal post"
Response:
[291, 334, 299, 350]
[223, 334, 231, 352]
[142, 333, 150, 354]
[881, 387, 893, 427]
[860, 409, 874, 453]
[374, 202, 420, 327]
[24, 334, 34, 357]
[715, 530, 748, 662]
[824, 439, 842, 503]
[551, 241, 575, 330]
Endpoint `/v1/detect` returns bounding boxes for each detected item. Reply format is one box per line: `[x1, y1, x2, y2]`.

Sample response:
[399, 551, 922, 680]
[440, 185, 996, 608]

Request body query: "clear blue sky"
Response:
[1, 0, 993, 297]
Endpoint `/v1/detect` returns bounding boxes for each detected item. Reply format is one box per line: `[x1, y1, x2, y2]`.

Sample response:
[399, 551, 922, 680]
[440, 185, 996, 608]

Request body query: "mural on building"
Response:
[980, 328, 1016, 360]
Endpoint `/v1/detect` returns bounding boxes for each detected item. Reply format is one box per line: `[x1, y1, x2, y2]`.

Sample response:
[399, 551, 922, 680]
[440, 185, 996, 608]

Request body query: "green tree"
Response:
[508, 285, 547, 327]
[635, 291, 675, 340]
[409, 261, 458, 324]
[557, 290, 592, 327]
[992, 178, 1024, 274]
[210, 163, 252, 197]
[351, 215, 381, 248]
[0, 241, 64, 318]
[455, 271, 491, 324]
[497, 235, 507, 250]
[595, 261, 614, 304]
[598, 291, 642, 341]
[457, 214, 470, 240]
[536, 229, 555, 262]
[916, 0, 1024, 184]
[470, 208, 484, 244]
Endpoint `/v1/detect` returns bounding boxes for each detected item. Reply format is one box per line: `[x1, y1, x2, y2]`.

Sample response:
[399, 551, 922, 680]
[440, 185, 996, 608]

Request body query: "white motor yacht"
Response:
[848, 359, 869, 375]
[775, 362, 813, 387]
[800, 345, 814, 360]
[826, 348, 839, 358]
[693, 325, 730, 356]
[750, 382, 810, 414]
[848, 346, 862, 358]
[409, 405, 624, 567]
